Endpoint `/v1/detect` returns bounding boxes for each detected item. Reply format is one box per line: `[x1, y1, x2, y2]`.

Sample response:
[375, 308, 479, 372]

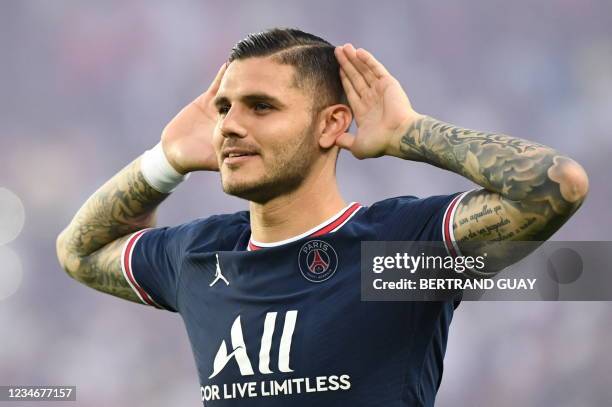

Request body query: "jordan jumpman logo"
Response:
[210, 253, 230, 287]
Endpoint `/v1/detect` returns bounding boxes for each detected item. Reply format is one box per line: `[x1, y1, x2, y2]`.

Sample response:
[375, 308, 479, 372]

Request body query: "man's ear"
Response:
[318, 104, 352, 149]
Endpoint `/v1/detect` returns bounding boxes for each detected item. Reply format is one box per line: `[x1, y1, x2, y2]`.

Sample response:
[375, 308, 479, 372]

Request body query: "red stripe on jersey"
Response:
[249, 202, 362, 251]
[123, 229, 159, 307]
[311, 202, 361, 236]
[443, 194, 463, 257]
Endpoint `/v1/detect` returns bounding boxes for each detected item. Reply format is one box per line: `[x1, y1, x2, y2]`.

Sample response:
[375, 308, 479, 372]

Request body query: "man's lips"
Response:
[223, 154, 258, 165]
[222, 149, 259, 166]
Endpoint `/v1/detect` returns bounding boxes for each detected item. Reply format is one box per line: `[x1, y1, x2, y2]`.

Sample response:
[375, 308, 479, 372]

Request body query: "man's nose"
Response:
[220, 107, 247, 138]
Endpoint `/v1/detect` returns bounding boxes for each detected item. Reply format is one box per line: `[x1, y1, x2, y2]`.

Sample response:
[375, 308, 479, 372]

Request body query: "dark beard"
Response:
[225, 168, 306, 204]
[221, 124, 316, 204]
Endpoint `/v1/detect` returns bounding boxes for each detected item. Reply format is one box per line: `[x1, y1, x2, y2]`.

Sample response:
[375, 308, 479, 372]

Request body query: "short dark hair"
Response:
[228, 28, 347, 111]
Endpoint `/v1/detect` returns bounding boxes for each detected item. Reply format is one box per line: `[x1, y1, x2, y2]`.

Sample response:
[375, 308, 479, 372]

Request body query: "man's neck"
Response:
[248, 177, 346, 244]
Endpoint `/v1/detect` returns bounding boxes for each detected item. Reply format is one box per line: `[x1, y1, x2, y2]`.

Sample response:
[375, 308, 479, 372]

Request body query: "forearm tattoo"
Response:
[399, 116, 587, 244]
[57, 158, 167, 301]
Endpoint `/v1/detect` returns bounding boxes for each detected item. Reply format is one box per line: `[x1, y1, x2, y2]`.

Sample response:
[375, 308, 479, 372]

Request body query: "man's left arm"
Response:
[396, 116, 588, 267]
[334, 44, 589, 269]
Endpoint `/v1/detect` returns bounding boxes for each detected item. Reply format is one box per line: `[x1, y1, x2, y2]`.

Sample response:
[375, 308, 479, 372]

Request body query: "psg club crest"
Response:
[298, 240, 338, 283]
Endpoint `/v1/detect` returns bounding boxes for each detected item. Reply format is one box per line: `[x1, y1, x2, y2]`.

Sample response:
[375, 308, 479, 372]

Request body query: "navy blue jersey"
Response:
[121, 192, 469, 406]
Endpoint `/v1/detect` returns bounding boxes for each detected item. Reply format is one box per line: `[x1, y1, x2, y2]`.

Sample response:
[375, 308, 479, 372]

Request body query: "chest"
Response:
[175, 240, 445, 403]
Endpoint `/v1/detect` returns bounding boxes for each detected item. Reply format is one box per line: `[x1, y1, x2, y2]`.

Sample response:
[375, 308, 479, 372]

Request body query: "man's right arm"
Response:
[56, 157, 168, 303]
[56, 62, 227, 303]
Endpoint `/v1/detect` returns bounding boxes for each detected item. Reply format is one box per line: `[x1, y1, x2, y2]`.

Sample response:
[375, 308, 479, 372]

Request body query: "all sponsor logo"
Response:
[209, 311, 298, 379]
[202, 310, 351, 403]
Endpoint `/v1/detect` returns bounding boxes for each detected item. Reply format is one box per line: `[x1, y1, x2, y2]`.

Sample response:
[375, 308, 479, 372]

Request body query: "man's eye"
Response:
[254, 103, 272, 112]
[218, 106, 230, 115]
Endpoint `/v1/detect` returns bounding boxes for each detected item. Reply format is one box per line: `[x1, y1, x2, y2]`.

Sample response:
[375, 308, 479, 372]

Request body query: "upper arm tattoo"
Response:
[77, 235, 141, 303]
[453, 189, 562, 244]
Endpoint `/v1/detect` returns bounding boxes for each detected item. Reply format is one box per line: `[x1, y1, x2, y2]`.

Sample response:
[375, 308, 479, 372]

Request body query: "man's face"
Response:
[212, 57, 319, 203]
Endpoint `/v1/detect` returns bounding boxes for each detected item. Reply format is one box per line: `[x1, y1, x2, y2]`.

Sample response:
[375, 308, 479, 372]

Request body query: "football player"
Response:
[56, 28, 588, 406]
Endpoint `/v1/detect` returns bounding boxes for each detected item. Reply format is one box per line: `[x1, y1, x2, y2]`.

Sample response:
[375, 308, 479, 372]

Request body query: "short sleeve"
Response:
[368, 191, 475, 310]
[367, 191, 477, 260]
[121, 226, 183, 312]
[120, 212, 250, 312]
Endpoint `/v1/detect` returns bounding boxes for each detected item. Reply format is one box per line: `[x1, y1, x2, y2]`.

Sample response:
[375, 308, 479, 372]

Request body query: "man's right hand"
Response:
[161, 63, 228, 174]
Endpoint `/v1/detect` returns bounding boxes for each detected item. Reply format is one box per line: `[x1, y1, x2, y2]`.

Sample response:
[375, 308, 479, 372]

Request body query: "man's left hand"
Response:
[334, 44, 423, 159]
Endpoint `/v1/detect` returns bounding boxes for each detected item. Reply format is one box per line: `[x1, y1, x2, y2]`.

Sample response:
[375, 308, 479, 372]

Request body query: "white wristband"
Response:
[140, 142, 190, 193]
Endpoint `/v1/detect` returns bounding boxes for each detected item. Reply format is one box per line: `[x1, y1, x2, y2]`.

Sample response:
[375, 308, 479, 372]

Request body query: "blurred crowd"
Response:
[1, 1, 611, 405]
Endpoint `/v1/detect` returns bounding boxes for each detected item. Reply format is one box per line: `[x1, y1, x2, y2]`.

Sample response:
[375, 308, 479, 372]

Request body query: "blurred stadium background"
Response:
[1, 1, 611, 405]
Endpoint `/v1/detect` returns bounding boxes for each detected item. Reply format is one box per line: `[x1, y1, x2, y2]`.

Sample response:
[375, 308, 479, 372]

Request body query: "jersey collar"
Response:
[247, 202, 362, 251]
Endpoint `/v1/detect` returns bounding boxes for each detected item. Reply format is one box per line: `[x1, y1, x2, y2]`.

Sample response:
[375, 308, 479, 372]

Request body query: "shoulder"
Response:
[362, 194, 458, 218]
[146, 210, 249, 253]
[182, 211, 249, 233]
[357, 193, 465, 241]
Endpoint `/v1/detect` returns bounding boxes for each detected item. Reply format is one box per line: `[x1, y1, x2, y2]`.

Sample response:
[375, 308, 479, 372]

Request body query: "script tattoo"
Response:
[399, 116, 587, 259]
[57, 159, 167, 302]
